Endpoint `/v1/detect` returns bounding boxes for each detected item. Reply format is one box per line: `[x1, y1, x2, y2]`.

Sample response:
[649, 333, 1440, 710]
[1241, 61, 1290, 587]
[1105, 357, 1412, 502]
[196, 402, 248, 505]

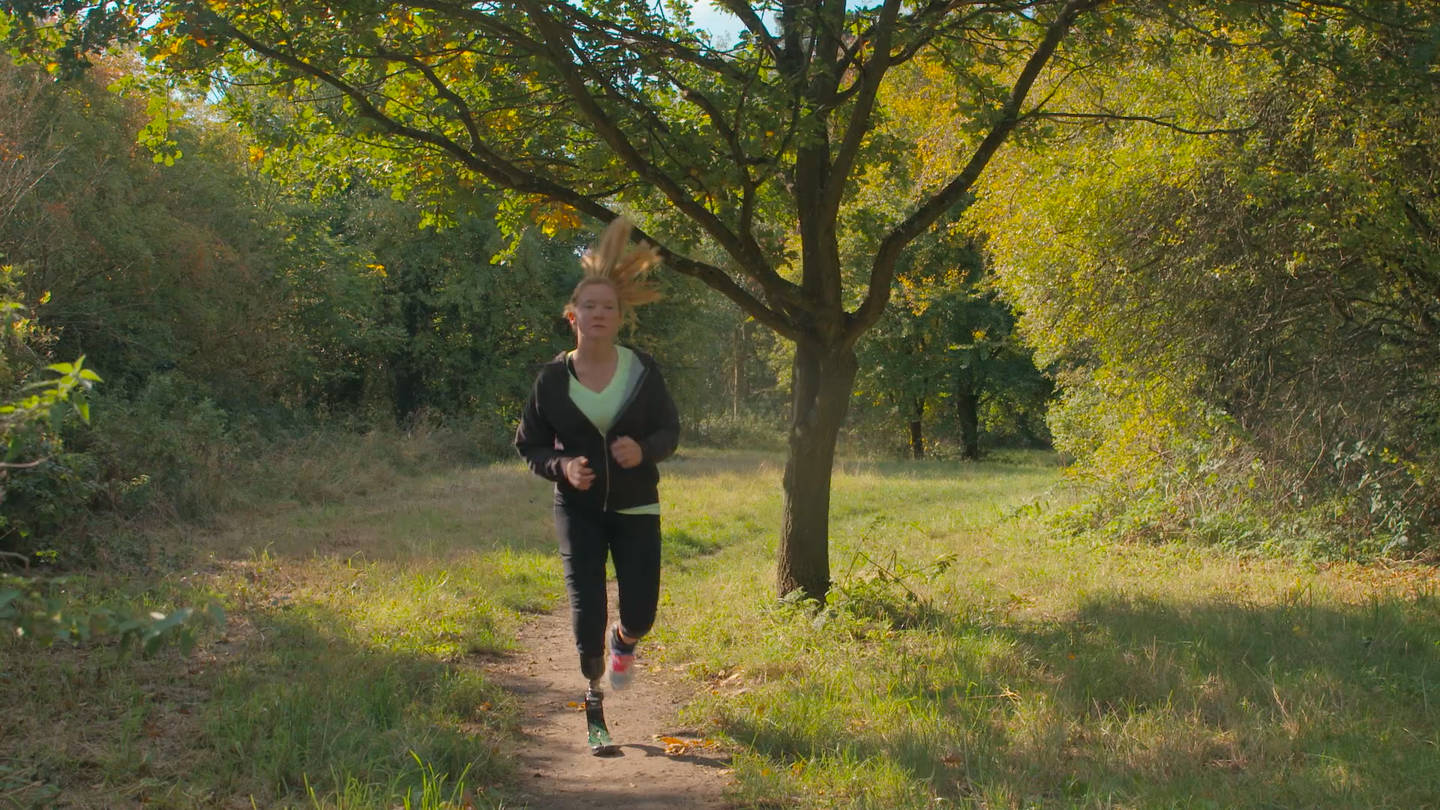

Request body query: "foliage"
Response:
[970, 8, 1440, 557]
[0, 262, 102, 554]
[2, 1, 1436, 586]
[852, 234, 1052, 460]
[632, 267, 790, 441]
[818, 550, 957, 632]
[0, 571, 223, 654]
[0, 53, 588, 555]
[263, 176, 578, 427]
[0, 357, 100, 437]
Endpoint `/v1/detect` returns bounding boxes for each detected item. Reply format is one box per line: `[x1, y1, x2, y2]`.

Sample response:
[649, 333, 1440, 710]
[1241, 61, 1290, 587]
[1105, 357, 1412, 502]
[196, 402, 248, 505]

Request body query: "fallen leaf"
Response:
[655, 735, 719, 756]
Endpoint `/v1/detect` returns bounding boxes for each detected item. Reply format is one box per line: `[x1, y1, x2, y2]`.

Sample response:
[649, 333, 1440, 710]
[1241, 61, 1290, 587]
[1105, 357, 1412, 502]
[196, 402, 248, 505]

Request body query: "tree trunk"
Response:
[777, 339, 857, 602]
[392, 358, 423, 427]
[956, 372, 980, 460]
[732, 320, 749, 419]
[391, 293, 424, 426]
[908, 398, 925, 460]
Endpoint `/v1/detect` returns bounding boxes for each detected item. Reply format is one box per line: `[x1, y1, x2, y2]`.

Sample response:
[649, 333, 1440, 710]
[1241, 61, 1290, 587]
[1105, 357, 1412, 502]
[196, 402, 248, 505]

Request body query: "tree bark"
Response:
[956, 372, 980, 460]
[777, 338, 857, 602]
[732, 320, 749, 419]
[908, 398, 925, 460]
[391, 290, 425, 426]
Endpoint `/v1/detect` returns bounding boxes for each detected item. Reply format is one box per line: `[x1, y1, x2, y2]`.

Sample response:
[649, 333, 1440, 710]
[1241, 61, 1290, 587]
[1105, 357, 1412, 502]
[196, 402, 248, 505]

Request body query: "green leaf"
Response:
[88, 610, 112, 639]
[178, 629, 197, 657]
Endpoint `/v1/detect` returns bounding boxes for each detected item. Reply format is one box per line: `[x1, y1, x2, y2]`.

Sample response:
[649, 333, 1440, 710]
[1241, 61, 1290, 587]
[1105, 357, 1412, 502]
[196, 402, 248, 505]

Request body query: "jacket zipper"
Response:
[602, 426, 612, 511]
[603, 360, 649, 512]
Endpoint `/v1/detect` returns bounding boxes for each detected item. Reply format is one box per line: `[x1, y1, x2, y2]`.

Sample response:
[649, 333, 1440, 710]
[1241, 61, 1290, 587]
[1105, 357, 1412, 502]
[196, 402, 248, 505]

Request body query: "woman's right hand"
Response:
[563, 456, 595, 490]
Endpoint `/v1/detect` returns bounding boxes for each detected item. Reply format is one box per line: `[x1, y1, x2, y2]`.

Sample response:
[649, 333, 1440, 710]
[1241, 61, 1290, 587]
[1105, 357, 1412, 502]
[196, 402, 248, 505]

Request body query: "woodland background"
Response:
[0, 51, 1053, 566]
[1, 1, 1437, 569]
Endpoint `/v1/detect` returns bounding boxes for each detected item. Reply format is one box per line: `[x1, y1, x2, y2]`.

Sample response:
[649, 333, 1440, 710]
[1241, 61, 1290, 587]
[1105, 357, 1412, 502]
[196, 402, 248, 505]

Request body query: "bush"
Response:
[75, 372, 243, 521]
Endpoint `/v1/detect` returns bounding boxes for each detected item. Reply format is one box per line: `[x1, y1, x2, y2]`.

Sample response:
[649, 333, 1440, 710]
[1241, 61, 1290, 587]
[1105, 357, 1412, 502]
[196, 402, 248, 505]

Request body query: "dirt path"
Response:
[486, 598, 734, 809]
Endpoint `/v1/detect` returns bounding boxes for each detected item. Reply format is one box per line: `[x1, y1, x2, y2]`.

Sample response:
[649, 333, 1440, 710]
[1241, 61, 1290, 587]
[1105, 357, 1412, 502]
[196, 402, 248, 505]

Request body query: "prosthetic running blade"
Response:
[585, 688, 620, 756]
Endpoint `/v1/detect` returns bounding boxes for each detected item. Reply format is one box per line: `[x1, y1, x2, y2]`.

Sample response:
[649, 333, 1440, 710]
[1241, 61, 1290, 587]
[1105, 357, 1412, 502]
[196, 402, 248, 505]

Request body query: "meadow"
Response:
[3, 445, 1438, 808]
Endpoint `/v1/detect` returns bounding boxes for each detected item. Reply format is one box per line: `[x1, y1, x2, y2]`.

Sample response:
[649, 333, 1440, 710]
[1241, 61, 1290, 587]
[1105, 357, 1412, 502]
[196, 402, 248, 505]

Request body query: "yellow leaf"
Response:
[529, 200, 582, 236]
[654, 735, 718, 756]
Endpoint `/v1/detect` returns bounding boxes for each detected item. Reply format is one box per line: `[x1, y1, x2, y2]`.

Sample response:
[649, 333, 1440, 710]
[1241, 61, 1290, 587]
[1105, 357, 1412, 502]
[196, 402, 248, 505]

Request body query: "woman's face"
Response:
[570, 281, 621, 341]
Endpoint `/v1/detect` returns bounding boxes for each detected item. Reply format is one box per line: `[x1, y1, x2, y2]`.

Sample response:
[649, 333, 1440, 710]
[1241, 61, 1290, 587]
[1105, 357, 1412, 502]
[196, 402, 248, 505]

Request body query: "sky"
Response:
[682, 1, 868, 45]
[686, 0, 748, 44]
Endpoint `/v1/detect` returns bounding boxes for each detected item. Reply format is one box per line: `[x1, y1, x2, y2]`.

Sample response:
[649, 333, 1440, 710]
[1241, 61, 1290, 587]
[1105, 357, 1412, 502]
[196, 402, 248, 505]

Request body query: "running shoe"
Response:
[607, 624, 637, 690]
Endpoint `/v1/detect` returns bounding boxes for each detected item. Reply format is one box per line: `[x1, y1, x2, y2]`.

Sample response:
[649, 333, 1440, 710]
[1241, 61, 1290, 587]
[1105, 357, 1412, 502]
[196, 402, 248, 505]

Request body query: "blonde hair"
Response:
[564, 217, 662, 324]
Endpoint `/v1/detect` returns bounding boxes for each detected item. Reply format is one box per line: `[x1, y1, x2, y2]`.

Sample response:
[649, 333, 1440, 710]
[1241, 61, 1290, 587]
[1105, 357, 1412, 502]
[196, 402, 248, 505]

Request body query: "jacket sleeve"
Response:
[514, 375, 566, 482]
[636, 363, 680, 464]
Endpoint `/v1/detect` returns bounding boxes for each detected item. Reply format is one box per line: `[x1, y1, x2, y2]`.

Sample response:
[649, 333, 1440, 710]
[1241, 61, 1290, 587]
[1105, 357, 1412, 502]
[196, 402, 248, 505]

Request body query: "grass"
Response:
[3, 459, 561, 809]
[4, 444, 1439, 808]
[656, 450, 1440, 809]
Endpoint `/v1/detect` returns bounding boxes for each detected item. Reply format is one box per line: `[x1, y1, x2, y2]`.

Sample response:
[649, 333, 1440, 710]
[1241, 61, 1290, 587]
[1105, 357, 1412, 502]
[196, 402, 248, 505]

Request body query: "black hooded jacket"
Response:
[513, 348, 680, 511]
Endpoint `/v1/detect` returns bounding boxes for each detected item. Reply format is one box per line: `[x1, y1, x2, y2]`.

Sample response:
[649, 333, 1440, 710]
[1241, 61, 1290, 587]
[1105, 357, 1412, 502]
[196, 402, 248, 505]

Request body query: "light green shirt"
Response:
[568, 345, 660, 515]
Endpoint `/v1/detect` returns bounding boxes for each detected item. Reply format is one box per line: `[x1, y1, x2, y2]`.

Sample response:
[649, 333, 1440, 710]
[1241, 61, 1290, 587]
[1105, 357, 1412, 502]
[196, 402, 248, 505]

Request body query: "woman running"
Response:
[513, 217, 680, 754]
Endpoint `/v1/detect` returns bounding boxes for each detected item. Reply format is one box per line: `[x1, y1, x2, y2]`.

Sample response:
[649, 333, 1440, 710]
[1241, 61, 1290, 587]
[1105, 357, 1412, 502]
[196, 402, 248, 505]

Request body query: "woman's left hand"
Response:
[610, 436, 644, 469]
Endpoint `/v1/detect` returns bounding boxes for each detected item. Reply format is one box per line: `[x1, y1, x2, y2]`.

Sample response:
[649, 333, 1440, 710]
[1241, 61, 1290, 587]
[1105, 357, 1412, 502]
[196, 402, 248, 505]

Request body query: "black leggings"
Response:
[553, 504, 661, 680]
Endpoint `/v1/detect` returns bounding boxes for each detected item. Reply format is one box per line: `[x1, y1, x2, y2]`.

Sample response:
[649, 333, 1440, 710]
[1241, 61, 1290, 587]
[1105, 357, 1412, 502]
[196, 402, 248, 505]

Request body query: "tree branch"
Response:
[0, 550, 31, 568]
[716, 0, 783, 60]
[1034, 110, 1254, 136]
[825, 0, 901, 215]
[533, 0, 750, 80]
[866, 0, 970, 68]
[659, 60, 778, 239]
[518, 0, 811, 316]
[661, 252, 804, 340]
[225, 25, 539, 191]
[373, 46, 484, 152]
[848, 0, 1104, 344]
[224, 12, 802, 336]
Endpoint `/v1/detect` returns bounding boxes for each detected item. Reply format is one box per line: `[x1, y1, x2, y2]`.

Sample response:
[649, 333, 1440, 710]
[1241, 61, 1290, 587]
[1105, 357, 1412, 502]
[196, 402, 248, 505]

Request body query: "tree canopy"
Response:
[970, 5, 1440, 554]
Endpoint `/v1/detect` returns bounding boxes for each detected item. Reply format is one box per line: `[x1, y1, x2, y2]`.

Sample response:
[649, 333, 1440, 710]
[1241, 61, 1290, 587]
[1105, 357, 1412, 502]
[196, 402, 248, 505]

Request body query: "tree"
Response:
[855, 233, 1050, 461]
[269, 180, 578, 426]
[969, 8, 1440, 553]
[9, 0, 1423, 596]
